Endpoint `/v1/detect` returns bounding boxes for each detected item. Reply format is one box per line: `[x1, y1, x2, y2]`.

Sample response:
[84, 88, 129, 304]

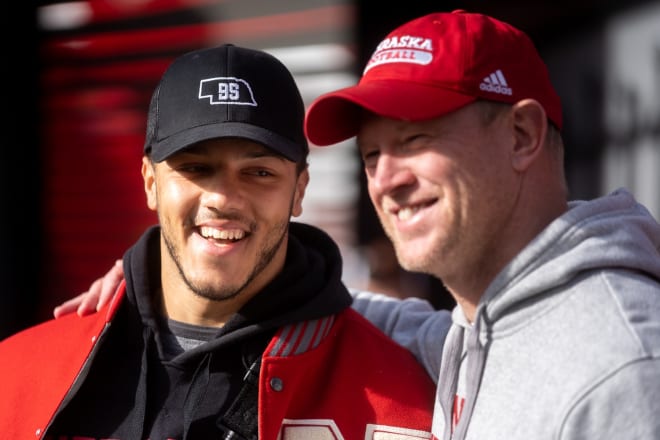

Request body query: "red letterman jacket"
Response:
[0, 283, 434, 439]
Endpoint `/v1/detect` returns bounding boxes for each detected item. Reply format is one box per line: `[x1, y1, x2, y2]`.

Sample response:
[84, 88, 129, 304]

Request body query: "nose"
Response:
[199, 173, 242, 211]
[370, 153, 415, 196]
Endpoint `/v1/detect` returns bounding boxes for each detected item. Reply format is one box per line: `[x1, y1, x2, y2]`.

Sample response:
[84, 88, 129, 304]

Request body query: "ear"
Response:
[510, 99, 548, 172]
[291, 166, 310, 218]
[142, 156, 158, 211]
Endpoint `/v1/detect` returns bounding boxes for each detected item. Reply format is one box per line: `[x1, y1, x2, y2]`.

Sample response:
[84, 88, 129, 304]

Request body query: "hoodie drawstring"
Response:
[216, 357, 261, 440]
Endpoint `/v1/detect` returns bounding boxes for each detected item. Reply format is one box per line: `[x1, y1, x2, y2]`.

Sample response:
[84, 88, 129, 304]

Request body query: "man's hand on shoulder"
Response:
[53, 259, 125, 318]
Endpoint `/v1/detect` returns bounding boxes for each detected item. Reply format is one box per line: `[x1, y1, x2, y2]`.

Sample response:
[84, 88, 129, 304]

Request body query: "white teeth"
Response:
[199, 226, 245, 241]
[396, 206, 420, 221]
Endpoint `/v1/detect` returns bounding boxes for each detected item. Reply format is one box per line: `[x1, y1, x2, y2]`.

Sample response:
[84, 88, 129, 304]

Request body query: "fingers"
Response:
[52, 259, 126, 319]
[53, 293, 94, 319]
[79, 281, 104, 315]
[97, 259, 125, 311]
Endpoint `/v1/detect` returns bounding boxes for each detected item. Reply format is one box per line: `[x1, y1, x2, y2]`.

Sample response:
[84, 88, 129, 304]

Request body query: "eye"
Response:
[403, 134, 429, 152]
[362, 149, 378, 161]
[363, 151, 384, 179]
[250, 168, 274, 177]
[360, 146, 379, 167]
[176, 163, 212, 175]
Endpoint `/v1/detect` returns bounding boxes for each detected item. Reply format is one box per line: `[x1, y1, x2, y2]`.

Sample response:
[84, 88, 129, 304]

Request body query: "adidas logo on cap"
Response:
[479, 69, 512, 96]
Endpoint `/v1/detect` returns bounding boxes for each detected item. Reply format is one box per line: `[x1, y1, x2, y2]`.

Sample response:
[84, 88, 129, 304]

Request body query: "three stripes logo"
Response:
[479, 69, 512, 96]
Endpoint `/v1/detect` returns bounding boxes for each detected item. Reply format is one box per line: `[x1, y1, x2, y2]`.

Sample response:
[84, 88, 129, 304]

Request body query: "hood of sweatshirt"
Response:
[436, 188, 660, 440]
[122, 221, 352, 361]
[119, 221, 352, 438]
[47, 222, 353, 440]
[473, 188, 660, 332]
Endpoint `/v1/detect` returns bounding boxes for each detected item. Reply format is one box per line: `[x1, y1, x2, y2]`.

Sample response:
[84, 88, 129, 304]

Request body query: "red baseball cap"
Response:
[305, 10, 563, 146]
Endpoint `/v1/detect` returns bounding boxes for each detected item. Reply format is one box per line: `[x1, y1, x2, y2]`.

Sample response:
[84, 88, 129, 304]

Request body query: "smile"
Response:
[392, 200, 435, 221]
[199, 226, 246, 242]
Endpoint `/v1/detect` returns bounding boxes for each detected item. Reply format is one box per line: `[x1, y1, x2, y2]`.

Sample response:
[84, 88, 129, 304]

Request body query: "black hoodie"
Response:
[46, 222, 352, 440]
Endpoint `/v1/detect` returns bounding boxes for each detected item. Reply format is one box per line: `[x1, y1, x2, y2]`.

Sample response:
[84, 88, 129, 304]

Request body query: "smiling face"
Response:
[357, 102, 520, 288]
[142, 138, 308, 323]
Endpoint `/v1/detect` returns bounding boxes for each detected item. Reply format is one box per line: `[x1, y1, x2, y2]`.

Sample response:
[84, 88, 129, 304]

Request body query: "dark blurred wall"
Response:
[0, 4, 42, 339]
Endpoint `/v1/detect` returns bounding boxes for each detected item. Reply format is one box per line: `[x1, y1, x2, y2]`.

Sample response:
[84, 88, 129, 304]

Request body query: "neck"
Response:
[159, 287, 238, 328]
[445, 188, 569, 324]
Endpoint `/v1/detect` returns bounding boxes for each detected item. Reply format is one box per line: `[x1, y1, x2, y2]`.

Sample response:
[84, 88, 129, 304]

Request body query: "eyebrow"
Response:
[243, 149, 287, 161]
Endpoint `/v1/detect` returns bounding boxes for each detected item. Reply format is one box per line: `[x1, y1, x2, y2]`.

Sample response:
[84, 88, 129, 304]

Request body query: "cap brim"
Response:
[305, 80, 477, 146]
[150, 122, 304, 163]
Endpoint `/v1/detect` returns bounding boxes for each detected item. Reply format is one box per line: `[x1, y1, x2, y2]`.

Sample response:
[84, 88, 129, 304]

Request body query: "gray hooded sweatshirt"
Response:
[352, 188, 660, 439]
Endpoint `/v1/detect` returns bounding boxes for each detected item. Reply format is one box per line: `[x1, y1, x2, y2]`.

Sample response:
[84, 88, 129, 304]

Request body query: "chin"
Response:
[396, 252, 422, 272]
[399, 244, 438, 272]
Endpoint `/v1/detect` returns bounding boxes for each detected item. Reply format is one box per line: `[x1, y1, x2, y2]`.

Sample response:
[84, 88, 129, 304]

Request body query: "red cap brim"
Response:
[305, 80, 477, 146]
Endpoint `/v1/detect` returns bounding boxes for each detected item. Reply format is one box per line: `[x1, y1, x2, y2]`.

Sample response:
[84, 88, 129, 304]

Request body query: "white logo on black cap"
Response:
[198, 77, 258, 106]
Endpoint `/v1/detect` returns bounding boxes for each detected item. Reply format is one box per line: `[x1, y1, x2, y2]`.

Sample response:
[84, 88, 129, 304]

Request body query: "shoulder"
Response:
[333, 308, 429, 362]
[562, 358, 660, 438]
[1, 315, 74, 349]
[0, 311, 105, 361]
[0, 287, 126, 370]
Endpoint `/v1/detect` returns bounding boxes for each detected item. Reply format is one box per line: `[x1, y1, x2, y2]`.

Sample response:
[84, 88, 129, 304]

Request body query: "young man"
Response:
[0, 44, 436, 440]
[56, 10, 660, 440]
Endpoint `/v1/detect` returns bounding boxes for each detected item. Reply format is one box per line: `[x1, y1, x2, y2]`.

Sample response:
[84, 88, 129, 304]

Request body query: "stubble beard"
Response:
[380, 213, 444, 278]
[162, 218, 289, 302]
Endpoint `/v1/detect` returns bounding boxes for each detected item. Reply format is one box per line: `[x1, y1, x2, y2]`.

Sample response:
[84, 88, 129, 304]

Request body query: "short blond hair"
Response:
[475, 100, 567, 192]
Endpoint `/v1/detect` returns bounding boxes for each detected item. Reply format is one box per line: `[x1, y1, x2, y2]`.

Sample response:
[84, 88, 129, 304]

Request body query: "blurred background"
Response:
[1, 0, 659, 339]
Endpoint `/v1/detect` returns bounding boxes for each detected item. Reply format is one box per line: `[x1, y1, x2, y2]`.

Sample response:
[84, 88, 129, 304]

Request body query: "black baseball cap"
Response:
[144, 44, 308, 163]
